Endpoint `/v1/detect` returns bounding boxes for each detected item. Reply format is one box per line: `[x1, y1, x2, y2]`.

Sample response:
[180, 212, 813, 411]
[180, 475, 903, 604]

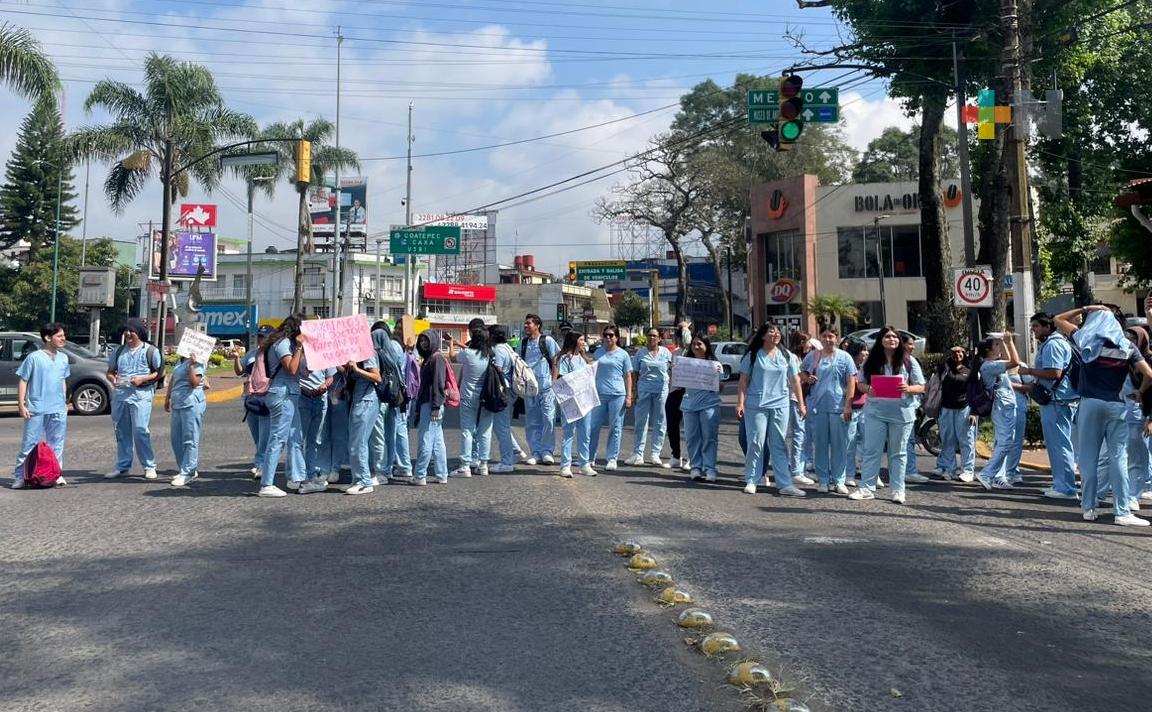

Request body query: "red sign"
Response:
[178, 203, 217, 228]
[423, 283, 496, 302]
[768, 279, 798, 304]
[767, 189, 789, 220]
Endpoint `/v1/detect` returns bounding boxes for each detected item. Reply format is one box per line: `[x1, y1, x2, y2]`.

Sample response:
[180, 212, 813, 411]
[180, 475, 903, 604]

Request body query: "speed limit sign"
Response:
[953, 267, 993, 308]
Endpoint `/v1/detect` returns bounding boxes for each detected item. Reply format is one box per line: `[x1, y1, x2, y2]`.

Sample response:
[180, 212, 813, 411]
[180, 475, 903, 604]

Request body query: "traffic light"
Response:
[556, 303, 567, 321]
[295, 140, 312, 184]
[568, 261, 577, 282]
[758, 75, 804, 151]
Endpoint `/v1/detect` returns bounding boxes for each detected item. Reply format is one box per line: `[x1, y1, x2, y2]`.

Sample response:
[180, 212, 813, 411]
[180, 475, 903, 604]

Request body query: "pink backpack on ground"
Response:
[24, 441, 62, 488]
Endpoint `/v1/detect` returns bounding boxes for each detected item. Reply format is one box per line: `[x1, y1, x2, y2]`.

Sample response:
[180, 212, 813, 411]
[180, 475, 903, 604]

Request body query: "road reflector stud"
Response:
[677, 608, 714, 629]
[699, 632, 741, 657]
[727, 661, 774, 688]
[640, 570, 674, 588]
[657, 586, 693, 606]
[628, 552, 657, 570]
[613, 540, 643, 556]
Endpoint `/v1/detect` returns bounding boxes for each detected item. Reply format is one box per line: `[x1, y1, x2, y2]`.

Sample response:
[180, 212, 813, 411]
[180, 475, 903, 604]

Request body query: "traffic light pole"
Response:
[953, 35, 980, 345]
[1003, 0, 1036, 361]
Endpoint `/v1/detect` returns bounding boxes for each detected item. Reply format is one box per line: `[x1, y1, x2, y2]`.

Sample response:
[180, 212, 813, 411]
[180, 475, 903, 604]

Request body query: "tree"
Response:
[612, 291, 649, 330]
[807, 294, 860, 332]
[0, 23, 59, 102]
[0, 100, 80, 253]
[852, 125, 959, 184]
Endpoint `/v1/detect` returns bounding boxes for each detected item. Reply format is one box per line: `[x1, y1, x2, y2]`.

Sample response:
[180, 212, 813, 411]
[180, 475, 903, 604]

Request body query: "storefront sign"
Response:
[854, 193, 921, 213]
[422, 283, 497, 302]
[767, 279, 798, 304]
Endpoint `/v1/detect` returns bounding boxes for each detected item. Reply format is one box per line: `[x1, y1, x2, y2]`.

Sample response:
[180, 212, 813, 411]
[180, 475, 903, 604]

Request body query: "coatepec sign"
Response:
[953, 266, 993, 308]
[768, 278, 798, 304]
[423, 283, 497, 302]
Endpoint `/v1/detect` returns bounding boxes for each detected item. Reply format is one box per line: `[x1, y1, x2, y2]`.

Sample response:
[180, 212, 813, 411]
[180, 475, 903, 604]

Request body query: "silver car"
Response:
[844, 328, 927, 354]
[0, 332, 114, 415]
[711, 341, 747, 381]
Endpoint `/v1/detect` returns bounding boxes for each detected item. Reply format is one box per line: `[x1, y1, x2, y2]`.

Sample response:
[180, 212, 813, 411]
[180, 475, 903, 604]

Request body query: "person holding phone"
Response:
[971, 334, 1021, 491]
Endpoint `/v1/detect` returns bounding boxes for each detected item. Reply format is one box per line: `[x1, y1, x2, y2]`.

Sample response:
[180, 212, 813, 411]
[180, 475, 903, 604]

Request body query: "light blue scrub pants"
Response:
[980, 398, 1017, 482]
[861, 415, 913, 493]
[737, 414, 770, 478]
[390, 402, 413, 475]
[561, 415, 591, 468]
[1076, 398, 1132, 517]
[328, 397, 350, 473]
[809, 408, 849, 487]
[846, 409, 864, 478]
[260, 386, 300, 488]
[169, 401, 206, 476]
[683, 406, 720, 476]
[744, 406, 791, 488]
[1040, 401, 1078, 496]
[936, 406, 976, 476]
[631, 390, 667, 458]
[111, 388, 157, 471]
[1126, 421, 1152, 500]
[905, 420, 920, 475]
[590, 394, 627, 463]
[459, 397, 495, 467]
[369, 401, 392, 476]
[1005, 393, 1029, 481]
[349, 397, 378, 488]
[414, 403, 448, 481]
[525, 389, 556, 458]
[14, 411, 67, 478]
[788, 400, 808, 477]
[246, 409, 269, 471]
[493, 404, 516, 467]
[299, 394, 331, 479]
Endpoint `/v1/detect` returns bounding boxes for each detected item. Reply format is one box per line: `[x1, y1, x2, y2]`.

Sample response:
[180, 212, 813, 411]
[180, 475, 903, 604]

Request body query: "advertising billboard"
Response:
[199, 304, 259, 336]
[412, 213, 488, 231]
[149, 231, 218, 281]
[311, 176, 367, 250]
[422, 283, 496, 302]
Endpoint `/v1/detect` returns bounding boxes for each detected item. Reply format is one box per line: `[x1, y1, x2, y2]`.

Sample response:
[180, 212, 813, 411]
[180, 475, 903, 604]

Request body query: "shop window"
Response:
[762, 229, 803, 282]
[837, 225, 922, 279]
[842, 301, 883, 333]
[906, 301, 929, 336]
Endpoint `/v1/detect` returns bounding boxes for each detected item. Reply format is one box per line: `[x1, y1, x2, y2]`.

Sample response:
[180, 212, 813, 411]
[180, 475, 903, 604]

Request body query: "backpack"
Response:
[443, 357, 461, 407]
[374, 349, 408, 409]
[966, 369, 994, 417]
[510, 351, 540, 398]
[404, 352, 421, 401]
[24, 441, 61, 488]
[480, 358, 512, 413]
[248, 349, 280, 396]
[1067, 342, 1083, 393]
[114, 344, 165, 389]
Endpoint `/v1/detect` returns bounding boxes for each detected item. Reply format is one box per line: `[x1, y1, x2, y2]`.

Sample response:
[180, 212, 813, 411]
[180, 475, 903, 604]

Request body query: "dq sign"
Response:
[768, 279, 798, 304]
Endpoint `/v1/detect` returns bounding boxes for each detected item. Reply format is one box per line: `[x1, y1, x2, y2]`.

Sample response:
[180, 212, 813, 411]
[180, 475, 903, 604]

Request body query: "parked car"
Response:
[711, 341, 747, 381]
[843, 328, 927, 354]
[0, 332, 114, 415]
[215, 338, 245, 358]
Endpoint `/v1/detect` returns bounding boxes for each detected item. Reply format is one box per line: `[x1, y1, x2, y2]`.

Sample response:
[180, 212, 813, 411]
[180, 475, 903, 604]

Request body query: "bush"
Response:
[1024, 401, 1043, 446]
[918, 352, 944, 377]
[209, 353, 224, 367]
[164, 353, 179, 367]
[632, 334, 647, 348]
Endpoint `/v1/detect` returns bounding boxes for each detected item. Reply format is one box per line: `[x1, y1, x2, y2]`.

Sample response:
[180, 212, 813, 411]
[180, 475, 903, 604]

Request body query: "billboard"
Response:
[199, 303, 259, 336]
[422, 283, 496, 302]
[413, 213, 488, 231]
[149, 230, 218, 281]
[311, 176, 367, 250]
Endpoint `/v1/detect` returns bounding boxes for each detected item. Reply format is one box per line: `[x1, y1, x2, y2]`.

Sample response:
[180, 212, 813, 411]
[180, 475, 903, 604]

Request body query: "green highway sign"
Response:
[570, 260, 627, 281]
[748, 107, 779, 124]
[746, 89, 779, 107]
[390, 225, 462, 255]
[799, 87, 840, 123]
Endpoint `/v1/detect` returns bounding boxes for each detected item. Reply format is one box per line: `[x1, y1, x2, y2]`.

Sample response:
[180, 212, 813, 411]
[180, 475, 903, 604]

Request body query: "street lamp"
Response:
[374, 237, 384, 320]
[244, 175, 272, 351]
[873, 214, 891, 326]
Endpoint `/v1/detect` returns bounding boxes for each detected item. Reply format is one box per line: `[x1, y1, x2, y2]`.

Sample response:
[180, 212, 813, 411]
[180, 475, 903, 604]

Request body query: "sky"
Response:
[1, 0, 927, 278]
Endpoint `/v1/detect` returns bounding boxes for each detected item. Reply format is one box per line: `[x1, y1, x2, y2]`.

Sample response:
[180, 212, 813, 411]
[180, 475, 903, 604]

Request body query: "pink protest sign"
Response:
[299, 315, 375, 370]
[870, 375, 905, 399]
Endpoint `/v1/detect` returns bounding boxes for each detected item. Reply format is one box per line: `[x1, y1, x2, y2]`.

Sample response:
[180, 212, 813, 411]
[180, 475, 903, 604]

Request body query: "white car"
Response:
[843, 328, 927, 354]
[711, 341, 747, 381]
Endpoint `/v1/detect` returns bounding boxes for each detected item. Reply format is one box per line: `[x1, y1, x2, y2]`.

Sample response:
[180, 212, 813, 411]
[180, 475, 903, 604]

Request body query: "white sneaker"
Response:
[542, 453, 555, 465]
[816, 484, 828, 493]
[848, 488, 875, 500]
[477, 465, 489, 476]
[56, 476, 67, 486]
[834, 483, 850, 495]
[299, 478, 328, 494]
[905, 472, 930, 484]
[1139, 490, 1152, 502]
[490, 463, 515, 474]
[1083, 509, 1098, 521]
[892, 491, 906, 504]
[171, 472, 198, 487]
[779, 485, 806, 497]
[679, 457, 690, 471]
[559, 466, 574, 478]
[793, 474, 816, 486]
[143, 468, 158, 480]
[452, 466, 473, 478]
[1043, 488, 1078, 500]
[323, 472, 338, 484]
[624, 454, 642, 466]
[1128, 499, 1141, 512]
[661, 459, 673, 470]
[370, 475, 382, 486]
[690, 468, 703, 480]
[580, 464, 598, 477]
[104, 469, 127, 479]
[11, 477, 25, 489]
[258, 485, 287, 498]
[845, 479, 857, 488]
[705, 471, 717, 483]
[1115, 514, 1150, 527]
[525, 457, 538, 466]
[992, 476, 1014, 490]
[743, 483, 757, 494]
[344, 483, 374, 495]
[286, 480, 302, 491]
[250, 467, 261, 480]
[649, 455, 664, 467]
[959, 471, 975, 483]
[606, 459, 618, 471]
[877, 478, 887, 489]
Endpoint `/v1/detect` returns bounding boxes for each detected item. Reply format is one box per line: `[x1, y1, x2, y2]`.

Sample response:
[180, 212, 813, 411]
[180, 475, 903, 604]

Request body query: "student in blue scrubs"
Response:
[165, 352, 207, 486]
[234, 325, 274, 480]
[342, 354, 382, 495]
[627, 328, 672, 467]
[1020, 312, 1079, 499]
[105, 322, 163, 480]
[681, 335, 724, 483]
[556, 330, 595, 477]
[737, 323, 806, 496]
[489, 326, 518, 473]
[11, 323, 70, 489]
[450, 328, 496, 477]
[589, 324, 634, 470]
[297, 356, 335, 491]
[972, 334, 1021, 491]
[800, 328, 857, 494]
[255, 317, 305, 498]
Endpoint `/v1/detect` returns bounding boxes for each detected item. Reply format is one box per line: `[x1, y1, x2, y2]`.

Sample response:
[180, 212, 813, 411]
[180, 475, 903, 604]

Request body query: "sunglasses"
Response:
[604, 333, 618, 338]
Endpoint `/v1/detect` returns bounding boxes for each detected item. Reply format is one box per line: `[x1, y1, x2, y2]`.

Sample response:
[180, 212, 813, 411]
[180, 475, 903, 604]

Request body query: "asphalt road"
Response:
[2, 395, 1150, 712]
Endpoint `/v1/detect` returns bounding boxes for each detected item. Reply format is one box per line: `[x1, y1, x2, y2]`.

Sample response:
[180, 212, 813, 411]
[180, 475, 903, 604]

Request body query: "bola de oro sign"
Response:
[389, 225, 462, 255]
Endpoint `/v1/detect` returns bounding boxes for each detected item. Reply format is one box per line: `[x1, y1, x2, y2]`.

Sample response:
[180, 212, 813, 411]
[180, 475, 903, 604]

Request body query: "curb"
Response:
[151, 384, 244, 406]
[975, 440, 1051, 473]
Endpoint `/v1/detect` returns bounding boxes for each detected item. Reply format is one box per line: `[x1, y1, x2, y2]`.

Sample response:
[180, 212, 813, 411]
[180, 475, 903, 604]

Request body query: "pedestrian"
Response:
[1020, 312, 1079, 499]
[681, 335, 723, 483]
[341, 353, 382, 495]
[105, 322, 163, 480]
[1054, 305, 1152, 526]
[489, 326, 517, 473]
[972, 334, 1022, 491]
[1121, 325, 1152, 509]
[390, 318, 417, 481]
[521, 313, 559, 465]
[556, 330, 596, 477]
[450, 328, 496, 477]
[627, 326, 672, 466]
[326, 369, 351, 483]
[787, 330, 816, 486]
[255, 316, 305, 498]
[901, 334, 931, 483]
[589, 324, 635, 470]
[934, 346, 977, 482]
[737, 323, 805, 496]
[164, 353, 206, 486]
[412, 330, 450, 485]
[297, 355, 336, 489]
[844, 339, 869, 486]
[849, 326, 926, 504]
[11, 322, 70, 489]
[235, 325, 274, 480]
[800, 327, 857, 494]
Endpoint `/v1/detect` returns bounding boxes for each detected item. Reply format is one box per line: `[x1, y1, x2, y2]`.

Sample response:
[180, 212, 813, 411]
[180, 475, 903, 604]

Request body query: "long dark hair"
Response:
[260, 315, 302, 355]
[788, 330, 811, 359]
[746, 322, 781, 359]
[468, 327, 493, 359]
[862, 326, 905, 378]
[560, 329, 584, 358]
[967, 337, 998, 384]
[685, 334, 717, 361]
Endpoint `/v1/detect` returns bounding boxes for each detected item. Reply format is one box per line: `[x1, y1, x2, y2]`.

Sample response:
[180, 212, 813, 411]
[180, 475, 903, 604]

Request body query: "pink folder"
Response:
[871, 375, 905, 399]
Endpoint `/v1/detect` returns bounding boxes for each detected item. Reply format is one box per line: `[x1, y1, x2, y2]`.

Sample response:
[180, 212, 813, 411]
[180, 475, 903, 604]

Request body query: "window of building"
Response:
[389, 307, 405, 318]
[303, 267, 324, 290]
[762, 230, 803, 282]
[313, 306, 330, 318]
[841, 301, 883, 333]
[364, 305, 375, 317]
[1090, 244, 1112, 275]
[232, 274, 248, 290]
[837, 225, 922, 279]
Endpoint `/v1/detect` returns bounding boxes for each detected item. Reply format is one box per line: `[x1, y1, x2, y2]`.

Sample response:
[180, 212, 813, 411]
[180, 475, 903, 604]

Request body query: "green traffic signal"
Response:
[781, 120, 803, 141]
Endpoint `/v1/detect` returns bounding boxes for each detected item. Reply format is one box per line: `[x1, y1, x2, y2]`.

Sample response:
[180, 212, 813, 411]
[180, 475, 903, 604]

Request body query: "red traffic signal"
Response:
[780, 75, 803, 98]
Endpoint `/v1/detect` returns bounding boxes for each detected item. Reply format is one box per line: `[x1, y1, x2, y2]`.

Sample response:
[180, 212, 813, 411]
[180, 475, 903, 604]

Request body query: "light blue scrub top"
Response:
[557, 353, 587, 377]
[108, 343, 163, 396]
[456, 348, 491, 401]
[169, 360, 206, 410]
[1035, 335, 1077, 402]
[861, 359, 924, 424]
[632, 347, 672, 395]
[801, 348, 857, 413]
[594, 347, 633, 397]
[349, 355, 380, 403]
[682, 358, 723, 411]
[739, 348, 797, 410]
[980, 360, 1015, 409]
[522, 335, 558, 391]
[269, 338, 300, 394]
[17, 349, 70, 414]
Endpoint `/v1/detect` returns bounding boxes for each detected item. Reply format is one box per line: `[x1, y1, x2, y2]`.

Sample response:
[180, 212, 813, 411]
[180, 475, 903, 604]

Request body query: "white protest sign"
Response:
[670, 356, 722, 392]
[175, 329, 216, 364]
[299, 315, 376, 370]
[553, 362, 600, 424]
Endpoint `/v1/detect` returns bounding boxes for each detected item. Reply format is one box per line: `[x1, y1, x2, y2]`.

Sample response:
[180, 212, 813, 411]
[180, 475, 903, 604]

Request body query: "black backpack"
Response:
[373, 349, 409, 409]
[479, 358, 511, 413]
[966, 369, 994, 417]
[114, 344, 165, 389]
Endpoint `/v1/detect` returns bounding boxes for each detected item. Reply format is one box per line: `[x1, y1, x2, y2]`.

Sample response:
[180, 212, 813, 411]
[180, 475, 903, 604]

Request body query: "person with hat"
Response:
[104, 321, 164, 480]
[235, 325, 274, 479]
[934, 345, 977, 481]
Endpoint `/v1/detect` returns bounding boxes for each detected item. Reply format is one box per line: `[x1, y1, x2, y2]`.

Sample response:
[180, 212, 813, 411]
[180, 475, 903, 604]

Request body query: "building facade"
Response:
[494, 282, 613, 336]
[598, 256, 749, 335]
[418, 282, 497, 343]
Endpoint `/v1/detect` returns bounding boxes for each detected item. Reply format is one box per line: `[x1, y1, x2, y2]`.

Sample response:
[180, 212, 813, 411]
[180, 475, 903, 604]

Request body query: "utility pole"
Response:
[953, 34, 980, 345]
[246, 179, 257, 350]
[404, 102, 415, 315]
[374, 237, 383, 319]
[649, 269, 660, 327]
[874, 215, 890, 325]
[331, 27, 344, 317]
[157, 138, 174, 350]
[1003, 0, 1036, 361]
[726, 244, 734, 337]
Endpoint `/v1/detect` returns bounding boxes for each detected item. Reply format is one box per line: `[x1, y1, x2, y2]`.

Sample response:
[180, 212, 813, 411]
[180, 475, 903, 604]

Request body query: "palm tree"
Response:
[248, 118, 359, 313]
[68, 52, 256, 348]
[807, 294, 860, 333]
[0, 23, 59, 101]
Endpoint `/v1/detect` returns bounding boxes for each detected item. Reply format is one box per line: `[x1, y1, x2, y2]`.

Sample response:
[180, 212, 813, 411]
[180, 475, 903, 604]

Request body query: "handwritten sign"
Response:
[299, 315, 375, 370]
[553, 363, 600, 424]
[670, 356, 722, 392]
[175, 329, 216, 364]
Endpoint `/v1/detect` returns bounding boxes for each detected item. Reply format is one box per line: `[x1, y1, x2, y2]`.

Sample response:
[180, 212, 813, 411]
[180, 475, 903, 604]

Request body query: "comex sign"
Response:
[199, 304, 259, 336]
